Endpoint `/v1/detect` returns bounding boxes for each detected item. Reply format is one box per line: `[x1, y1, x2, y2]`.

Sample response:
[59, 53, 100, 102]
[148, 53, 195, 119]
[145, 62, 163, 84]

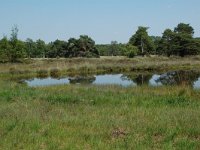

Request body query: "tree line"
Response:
[98, 23, 200, 57]
[0, 23, 200, 62]
[0, 25, 99, 62]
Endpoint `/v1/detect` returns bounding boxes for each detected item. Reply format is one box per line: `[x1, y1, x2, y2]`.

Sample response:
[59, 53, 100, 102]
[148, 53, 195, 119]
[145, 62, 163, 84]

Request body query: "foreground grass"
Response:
[0, 79, 200, 149]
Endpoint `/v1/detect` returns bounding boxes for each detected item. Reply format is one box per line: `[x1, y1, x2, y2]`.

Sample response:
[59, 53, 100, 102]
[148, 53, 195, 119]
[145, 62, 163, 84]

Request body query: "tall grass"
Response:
[0, 79, 200, 149]
[0, 56, 200, 74]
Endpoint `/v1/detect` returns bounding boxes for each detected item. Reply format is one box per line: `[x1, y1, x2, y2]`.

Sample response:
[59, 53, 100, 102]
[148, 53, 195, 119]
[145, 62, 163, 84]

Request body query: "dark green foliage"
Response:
[173, 23, 196, 57]
[47, 40, 68, 58]
[174, 23, 194, 36]
[127, 23, 200, 57]
[125, 44, 138, 58]
[0, 37, 11, 63]
[25, 38, 48, 58]
[96, 43, 127, 56]
[0, 27, 99, 62]
[66, 35, 99, 58]
[25, 38, 36, 58]
[150, 36, 161, 54]
[109, 41, 120, 56]
[96, 44, 110, 56]
[129, 26, 155, 55]
[157, 29, 175, 56]
[9, 26, 26, 62]
[174, 34, 200, 57]
[35, 39, 47, 58]
[157, 23, 200, 57]
[47, 36, 100, 58]
[0, 26, 26, 62]
[0, 23, 200, 61]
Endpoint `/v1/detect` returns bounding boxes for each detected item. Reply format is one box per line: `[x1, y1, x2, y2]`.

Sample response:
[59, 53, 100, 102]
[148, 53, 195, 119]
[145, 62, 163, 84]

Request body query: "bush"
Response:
[50, 68, 61, 78]
[37, 69, 48, 78]
[128, 50, 137, 58]
[126, 44, 138, 58]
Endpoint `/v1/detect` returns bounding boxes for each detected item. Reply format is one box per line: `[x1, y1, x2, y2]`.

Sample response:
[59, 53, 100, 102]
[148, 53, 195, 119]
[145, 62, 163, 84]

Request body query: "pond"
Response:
[23, 70, 200, 89]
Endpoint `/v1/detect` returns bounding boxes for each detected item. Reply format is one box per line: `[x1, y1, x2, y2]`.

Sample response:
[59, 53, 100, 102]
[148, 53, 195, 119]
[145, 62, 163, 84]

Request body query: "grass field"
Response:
[0, 57, 200, 149]
[0, 80, 200, 149]
[1, 56, 200, 74]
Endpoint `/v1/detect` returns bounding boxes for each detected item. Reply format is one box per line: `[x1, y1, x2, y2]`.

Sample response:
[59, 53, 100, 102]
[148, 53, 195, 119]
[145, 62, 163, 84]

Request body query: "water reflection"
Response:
[69, 76, 96, 84]
[26, 77, 69, 87]
[23, 70, 200, 89]
[93, 74, 135, 86]
[194, 78, 200, 89]
[124, 74, 152, 85]
[149, 75, 162, 86]
[158, 70, 200, 86]
[123, 70, 200, 88]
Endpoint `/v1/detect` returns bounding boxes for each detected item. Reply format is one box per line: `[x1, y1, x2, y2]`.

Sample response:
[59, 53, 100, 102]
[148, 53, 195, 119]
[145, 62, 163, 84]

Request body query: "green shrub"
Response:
[50, 68, 61, 78]
[37, 69, 48, 78]
[126, 44, 138, 58]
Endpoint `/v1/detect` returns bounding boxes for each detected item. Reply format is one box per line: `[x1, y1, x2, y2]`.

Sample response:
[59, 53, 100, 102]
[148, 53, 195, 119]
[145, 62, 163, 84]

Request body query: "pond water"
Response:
[24, 70, 200, 89]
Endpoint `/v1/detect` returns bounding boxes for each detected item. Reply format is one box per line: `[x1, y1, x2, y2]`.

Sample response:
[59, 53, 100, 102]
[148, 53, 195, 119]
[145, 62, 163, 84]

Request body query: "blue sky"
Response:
[0, 0, 199, 44]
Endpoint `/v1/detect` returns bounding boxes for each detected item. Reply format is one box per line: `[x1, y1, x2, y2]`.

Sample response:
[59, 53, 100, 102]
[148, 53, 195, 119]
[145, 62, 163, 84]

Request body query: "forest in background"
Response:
[0, 23, 200, 62]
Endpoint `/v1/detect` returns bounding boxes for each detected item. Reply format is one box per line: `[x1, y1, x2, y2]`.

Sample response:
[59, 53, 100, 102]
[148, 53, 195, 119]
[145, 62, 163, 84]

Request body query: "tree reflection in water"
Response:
[21, 70, 200, 88]
[123, 73, 152, 85]
[158, 70, 200, 86]
[124, 70, 200, 88]
[69, 76, 96, 84]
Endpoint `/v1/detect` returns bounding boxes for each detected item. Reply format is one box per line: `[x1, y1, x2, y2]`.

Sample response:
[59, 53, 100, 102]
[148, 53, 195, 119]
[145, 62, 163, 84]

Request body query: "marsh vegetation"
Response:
[0, 57, 200, 149]
[0, 78, 200, 149]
